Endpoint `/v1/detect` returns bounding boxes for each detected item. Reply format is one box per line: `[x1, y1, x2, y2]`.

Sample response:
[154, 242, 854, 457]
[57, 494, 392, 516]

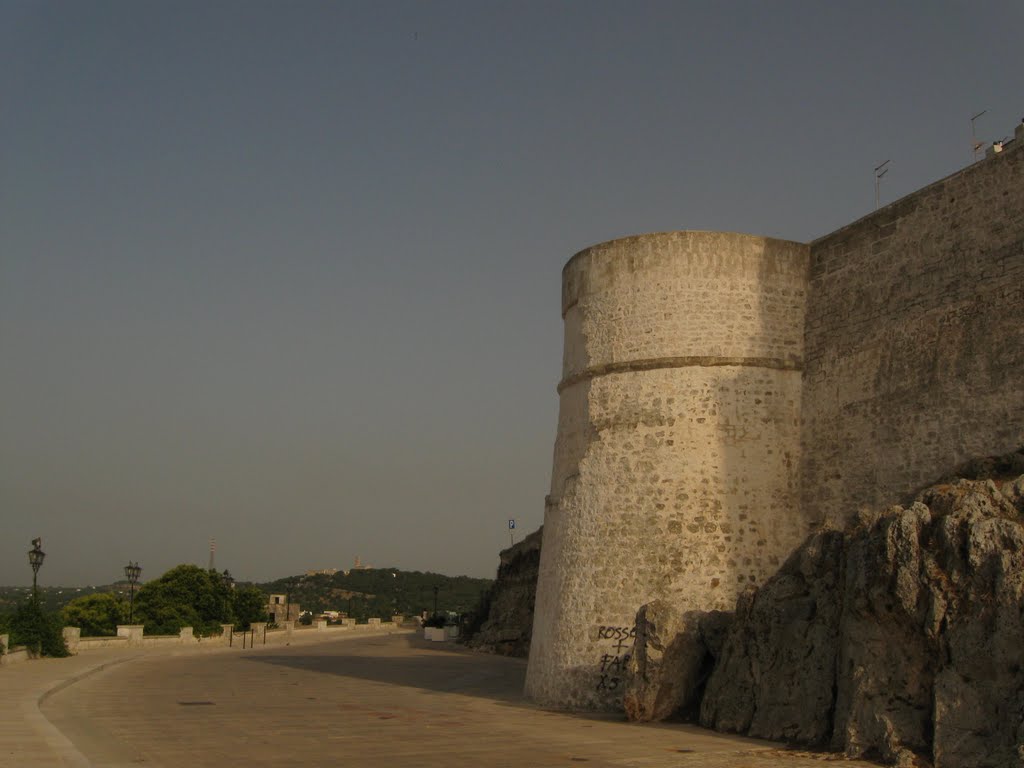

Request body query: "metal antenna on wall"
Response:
[971, 110, 987, 161]
[874, 160, 890, 210]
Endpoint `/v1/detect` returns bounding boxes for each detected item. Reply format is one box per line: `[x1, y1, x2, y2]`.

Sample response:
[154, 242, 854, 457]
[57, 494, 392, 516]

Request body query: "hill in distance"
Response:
[257, 567, 494, 620]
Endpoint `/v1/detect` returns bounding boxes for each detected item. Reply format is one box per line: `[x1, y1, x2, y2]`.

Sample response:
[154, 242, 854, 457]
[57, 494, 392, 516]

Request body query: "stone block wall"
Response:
[802, 138, 1024, 526]
[526, 232, 810, 710]
[526, 126, 1024, 713]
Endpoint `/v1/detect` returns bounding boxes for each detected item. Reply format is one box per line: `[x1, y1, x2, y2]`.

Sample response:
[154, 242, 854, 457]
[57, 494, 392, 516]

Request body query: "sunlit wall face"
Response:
[527, 232, 810, 710]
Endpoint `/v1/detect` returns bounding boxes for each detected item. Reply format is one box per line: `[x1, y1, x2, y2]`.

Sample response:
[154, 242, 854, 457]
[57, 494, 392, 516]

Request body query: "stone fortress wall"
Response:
[802, 130, 1024, 526]
[527, 120, 1024, 711]
[525, 232, 811, 710]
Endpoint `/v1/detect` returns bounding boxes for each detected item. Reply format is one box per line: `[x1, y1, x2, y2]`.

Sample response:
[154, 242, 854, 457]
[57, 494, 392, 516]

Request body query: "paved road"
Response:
[29, 632, 876, 767]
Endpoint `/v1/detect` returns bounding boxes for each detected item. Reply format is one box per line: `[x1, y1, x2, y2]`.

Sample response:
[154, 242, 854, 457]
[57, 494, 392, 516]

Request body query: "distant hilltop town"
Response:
[304, 556, 373, 578]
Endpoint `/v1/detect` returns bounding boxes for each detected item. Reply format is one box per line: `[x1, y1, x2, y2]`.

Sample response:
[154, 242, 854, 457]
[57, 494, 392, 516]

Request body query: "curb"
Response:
[26, 653, 142, 767]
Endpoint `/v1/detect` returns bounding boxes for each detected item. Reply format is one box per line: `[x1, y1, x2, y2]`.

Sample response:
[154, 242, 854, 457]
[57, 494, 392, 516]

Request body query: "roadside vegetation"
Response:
[130, 565, 268, 636]
[1, 565, 493, 643]
[61, 592, 127, 637]
[0, 594, 69, 657]
[1, 566, 267, 641]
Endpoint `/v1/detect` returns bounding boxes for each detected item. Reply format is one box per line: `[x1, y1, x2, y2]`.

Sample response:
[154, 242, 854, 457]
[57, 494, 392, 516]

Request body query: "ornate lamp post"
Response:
[124, 561, 142, 624]
[28, 538, 45, 595]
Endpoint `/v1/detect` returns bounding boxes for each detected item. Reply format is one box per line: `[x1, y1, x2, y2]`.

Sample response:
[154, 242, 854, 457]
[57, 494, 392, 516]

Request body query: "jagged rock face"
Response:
[700, 530, 844, 744]
[624, 602, 731, 723]
[465, 527, 541, 658]
[700, 476, 1024, 767]
[919, 484, 1024, 767]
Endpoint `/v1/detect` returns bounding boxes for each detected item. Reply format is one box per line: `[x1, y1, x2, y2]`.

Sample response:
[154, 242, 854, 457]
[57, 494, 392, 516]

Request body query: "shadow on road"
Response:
[238, 635, 533, 706]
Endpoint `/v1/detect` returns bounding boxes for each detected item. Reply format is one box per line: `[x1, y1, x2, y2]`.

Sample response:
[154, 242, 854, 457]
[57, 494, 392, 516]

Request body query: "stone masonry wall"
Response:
[802, 136, 1024, 527]
[465, 526, 542, 657]
[526, 232, 810, 710]
[526, 125, 1023, 714]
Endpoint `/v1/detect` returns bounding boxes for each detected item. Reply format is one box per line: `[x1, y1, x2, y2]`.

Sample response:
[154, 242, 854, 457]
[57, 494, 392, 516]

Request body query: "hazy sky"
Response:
[2, 1, 1021, 586]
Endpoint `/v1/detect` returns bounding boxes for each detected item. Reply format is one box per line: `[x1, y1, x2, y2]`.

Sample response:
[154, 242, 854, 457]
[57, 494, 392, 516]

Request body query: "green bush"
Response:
[135, 565, 236, 636]
[62, 592, 127, 637]
[9, 594, 69, 657]
[231, 586, 268, 631]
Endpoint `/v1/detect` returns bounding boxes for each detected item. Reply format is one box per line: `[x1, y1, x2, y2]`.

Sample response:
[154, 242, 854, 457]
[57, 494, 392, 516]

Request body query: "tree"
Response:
[231, 586, 267, 630]
[62, 593, 127, 637]
[134, 564, 235, 636]
[8, 594, 68, 657]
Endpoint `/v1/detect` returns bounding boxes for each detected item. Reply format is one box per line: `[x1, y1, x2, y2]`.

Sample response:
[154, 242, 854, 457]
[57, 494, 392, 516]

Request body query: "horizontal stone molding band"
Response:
[557, 355, 803, 393]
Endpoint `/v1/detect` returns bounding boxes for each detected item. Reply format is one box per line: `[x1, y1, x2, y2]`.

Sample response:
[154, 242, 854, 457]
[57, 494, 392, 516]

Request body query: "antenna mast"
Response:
[874, 160, 890, 210]
[970, 110, 987, 162]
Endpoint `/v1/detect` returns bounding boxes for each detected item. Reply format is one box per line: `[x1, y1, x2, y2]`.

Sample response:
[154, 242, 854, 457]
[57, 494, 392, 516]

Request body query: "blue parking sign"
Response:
[508, 519, 516, 529]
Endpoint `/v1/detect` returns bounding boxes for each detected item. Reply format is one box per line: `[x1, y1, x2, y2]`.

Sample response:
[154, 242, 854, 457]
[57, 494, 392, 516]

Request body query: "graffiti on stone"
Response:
[595, 625, 635, 692]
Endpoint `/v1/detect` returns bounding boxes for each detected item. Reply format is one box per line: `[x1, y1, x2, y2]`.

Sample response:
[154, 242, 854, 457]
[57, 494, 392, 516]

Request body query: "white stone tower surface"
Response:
[525, 231, 811, 710]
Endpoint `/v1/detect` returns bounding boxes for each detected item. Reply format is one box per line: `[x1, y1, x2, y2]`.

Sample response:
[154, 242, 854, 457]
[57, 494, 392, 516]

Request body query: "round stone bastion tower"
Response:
[525, 231, 811, 711]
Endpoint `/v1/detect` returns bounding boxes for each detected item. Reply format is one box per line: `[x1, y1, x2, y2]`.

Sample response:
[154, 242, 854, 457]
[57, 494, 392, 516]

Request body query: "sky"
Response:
[1, 0, 1021, 586]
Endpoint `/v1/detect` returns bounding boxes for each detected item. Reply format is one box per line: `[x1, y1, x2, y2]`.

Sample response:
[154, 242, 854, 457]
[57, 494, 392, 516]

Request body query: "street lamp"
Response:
[124, 561, 142, 624]
[433, 585, 439, 616]
[28, 538, 45, 594]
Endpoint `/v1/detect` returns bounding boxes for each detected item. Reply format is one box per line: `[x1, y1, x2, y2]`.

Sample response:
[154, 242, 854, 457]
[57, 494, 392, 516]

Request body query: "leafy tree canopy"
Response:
[131, 565, 269, 636]
[134, 565, 235, 636]
[62, 592, 127, 637]
[7, 594, 68, 657]
[231, 586, 268, 631]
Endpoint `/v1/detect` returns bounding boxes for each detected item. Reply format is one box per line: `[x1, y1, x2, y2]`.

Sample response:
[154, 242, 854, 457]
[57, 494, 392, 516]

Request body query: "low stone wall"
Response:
[62, 628, 130, 653]
[76, 637, 129, 650]
[0, 633, 31, 666]
[208, 619, 403, 648]
[1, 647, 31, 666]
[62, 625, 207, 653]
[144, 634, 188, 646]
[2, 618, 408, 666]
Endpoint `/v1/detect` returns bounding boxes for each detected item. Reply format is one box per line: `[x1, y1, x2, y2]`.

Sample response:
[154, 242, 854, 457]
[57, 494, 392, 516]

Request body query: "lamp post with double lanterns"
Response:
[124, 561, 142, 624]
[28, 538, 45, 595]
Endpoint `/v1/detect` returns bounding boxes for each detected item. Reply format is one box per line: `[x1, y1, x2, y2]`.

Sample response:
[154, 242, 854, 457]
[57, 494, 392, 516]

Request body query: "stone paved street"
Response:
[5, 631, 881, 767]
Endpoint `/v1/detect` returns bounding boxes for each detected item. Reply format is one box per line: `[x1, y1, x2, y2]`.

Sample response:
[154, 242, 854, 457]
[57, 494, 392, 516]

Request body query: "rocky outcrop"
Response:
[700, 529, 844, 744]
[465, 527, 541, 657]
[624, 601, 730, 722]
[700, 476, 1024, 767]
